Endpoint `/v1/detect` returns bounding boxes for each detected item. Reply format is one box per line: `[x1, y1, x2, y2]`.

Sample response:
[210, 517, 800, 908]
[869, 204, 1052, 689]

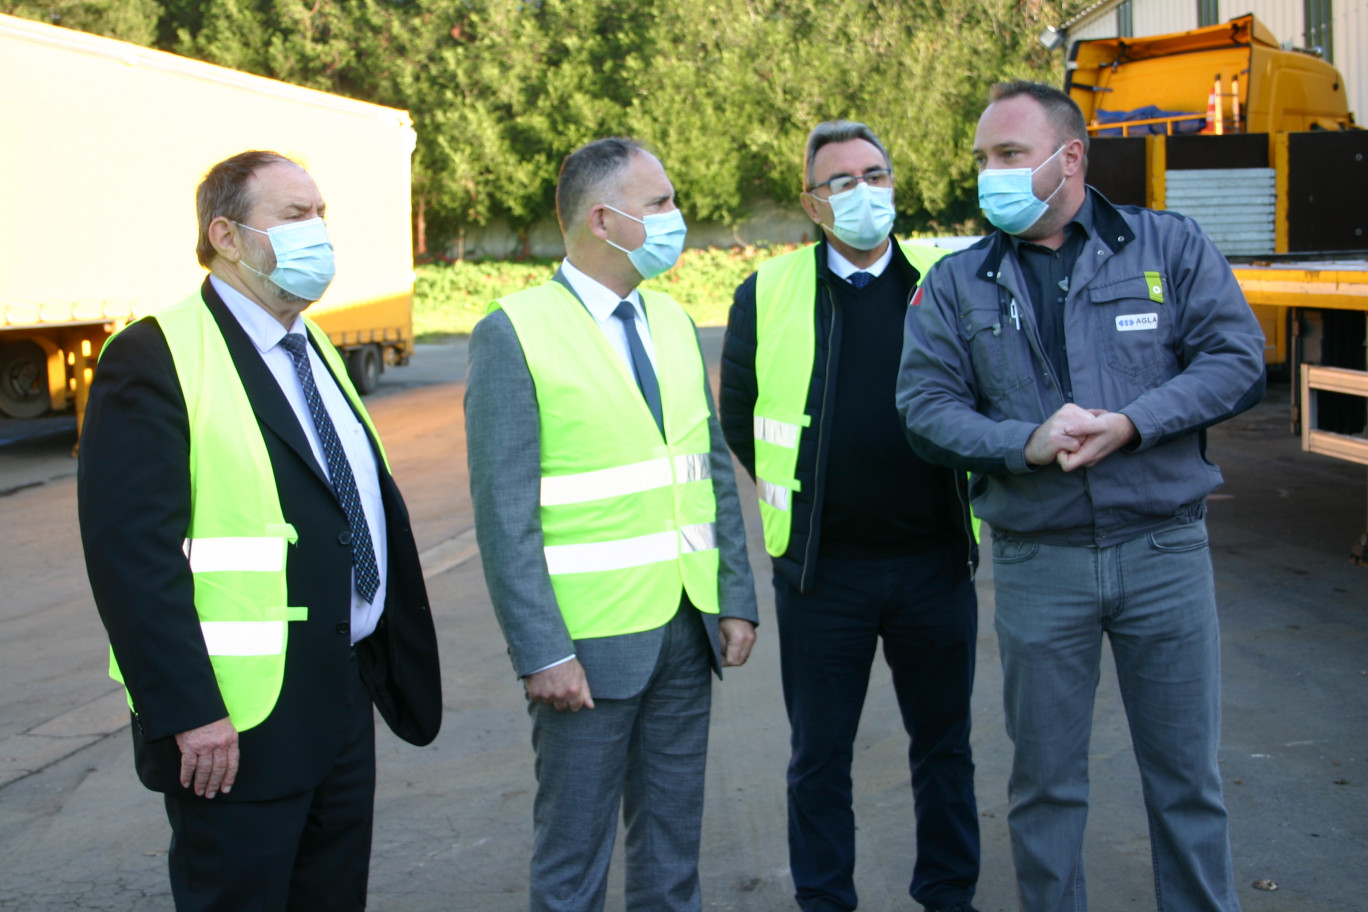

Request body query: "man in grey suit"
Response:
[465, 137, 759, 912]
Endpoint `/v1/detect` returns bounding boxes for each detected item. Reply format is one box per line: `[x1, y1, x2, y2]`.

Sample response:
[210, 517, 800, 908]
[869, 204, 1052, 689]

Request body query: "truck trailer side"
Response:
[0, 13, 417, 427]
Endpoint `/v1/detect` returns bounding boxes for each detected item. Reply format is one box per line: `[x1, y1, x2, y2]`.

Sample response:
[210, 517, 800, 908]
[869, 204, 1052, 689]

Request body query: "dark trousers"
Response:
[162, 656, 377, 912]
[775, 544, 980, 911]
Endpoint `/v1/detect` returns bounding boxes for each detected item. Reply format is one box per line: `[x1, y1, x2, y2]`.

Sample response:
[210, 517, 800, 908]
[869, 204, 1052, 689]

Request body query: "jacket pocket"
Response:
[959, 302, 1029, 396]
[991, 536, 1039, 564]
[1090, 275, 1178, 387]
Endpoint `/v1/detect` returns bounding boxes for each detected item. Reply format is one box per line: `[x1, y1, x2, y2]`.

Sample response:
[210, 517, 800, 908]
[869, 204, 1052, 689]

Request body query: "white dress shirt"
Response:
[826, 240, 894, 283]
[559, 257, 659, 374]
[210, 275, 388, 643]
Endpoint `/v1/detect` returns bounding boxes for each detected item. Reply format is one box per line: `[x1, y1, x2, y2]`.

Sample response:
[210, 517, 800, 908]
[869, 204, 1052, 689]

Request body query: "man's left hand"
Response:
[1057, 410, 1138, 472]
[718, 618, 757, 667]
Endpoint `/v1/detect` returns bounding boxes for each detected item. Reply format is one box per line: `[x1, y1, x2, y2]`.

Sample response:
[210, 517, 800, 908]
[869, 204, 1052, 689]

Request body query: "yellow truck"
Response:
[1066, 14, 1368, 562]
[0, 13, 416, 427]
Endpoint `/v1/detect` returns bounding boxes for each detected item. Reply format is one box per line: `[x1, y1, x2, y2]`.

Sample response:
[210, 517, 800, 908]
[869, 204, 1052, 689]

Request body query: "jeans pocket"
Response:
[1149, 521, 1209, 553]
[991, 537, 1039, 564]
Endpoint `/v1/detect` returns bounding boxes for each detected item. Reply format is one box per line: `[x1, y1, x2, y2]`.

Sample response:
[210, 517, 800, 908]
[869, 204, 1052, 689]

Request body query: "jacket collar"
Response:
[814, 235, 923, 287]
[975, 187, 1135, 284]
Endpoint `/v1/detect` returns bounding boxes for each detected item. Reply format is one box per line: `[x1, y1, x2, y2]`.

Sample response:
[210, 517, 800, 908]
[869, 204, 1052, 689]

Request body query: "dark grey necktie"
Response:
[613, 301, 665, 435]
[848, 271, 874, 289]
[278, 333, 380, 603]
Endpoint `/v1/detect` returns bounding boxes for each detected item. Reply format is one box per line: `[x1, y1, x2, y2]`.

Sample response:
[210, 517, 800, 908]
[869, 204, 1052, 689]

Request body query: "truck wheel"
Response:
[0, 340, 51, 419]
[347, 344, 382, 395]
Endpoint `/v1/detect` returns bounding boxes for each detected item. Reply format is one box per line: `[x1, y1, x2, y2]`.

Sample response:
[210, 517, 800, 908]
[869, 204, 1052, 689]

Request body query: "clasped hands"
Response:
[1025, 403, 1138, 472]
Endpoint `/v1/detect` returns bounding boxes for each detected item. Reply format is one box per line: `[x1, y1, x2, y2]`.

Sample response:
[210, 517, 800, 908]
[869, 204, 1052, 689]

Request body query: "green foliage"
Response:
[30, 0, 1087, 245]
[5, 0, 159, 43]
[640, 245, 792, 328]
[413, 244, 803, 339]
[413, 258, 559, 340]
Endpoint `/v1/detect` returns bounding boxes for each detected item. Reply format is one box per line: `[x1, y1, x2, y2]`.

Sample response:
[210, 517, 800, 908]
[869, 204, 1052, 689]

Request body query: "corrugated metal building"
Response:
[1062, 0, 1366, 118]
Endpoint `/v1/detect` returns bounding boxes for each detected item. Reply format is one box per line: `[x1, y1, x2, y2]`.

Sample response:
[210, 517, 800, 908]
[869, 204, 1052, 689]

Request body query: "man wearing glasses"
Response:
[720, 121, 982, 912]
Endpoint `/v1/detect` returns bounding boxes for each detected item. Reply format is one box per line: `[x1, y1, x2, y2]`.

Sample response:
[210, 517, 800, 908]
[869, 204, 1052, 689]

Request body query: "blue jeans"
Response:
[992, 519, 1240, 912]
[775, 544, 980, 911]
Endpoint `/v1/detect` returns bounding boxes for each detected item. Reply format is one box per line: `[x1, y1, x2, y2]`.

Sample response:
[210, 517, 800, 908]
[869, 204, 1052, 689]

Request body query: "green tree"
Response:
[26, 0, 1081, 245]
[4, 0, 159, 44]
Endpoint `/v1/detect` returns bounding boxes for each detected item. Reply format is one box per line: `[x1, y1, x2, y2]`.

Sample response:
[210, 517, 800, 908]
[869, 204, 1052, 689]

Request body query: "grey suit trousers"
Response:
[529, 605, 713, 912]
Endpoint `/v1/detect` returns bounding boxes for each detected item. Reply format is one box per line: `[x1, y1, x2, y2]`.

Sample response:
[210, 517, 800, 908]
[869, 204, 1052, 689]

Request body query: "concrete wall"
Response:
[441, 198, 819, 260]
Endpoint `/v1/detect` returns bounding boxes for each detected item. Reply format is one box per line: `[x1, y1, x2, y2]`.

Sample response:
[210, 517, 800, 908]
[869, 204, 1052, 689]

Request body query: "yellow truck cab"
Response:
[1066, 14, 1354, 136]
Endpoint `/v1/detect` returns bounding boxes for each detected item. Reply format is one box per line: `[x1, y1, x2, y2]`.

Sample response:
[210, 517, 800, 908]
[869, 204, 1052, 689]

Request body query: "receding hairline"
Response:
[555, 137, 656, 233]
[803, 120, 891, 188]
[982, 81, 1089, 153]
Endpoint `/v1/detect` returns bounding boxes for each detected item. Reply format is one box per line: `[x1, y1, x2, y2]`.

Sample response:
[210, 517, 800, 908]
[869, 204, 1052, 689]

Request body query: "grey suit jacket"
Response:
[465, 278, 758, 700]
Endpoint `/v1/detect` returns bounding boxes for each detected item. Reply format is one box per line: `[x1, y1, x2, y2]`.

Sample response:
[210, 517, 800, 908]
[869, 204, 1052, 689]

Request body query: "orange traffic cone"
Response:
[1231, 74, 1241, 133]
[1214, 74, 1224, 134]
[1201, 77, 1218, 133]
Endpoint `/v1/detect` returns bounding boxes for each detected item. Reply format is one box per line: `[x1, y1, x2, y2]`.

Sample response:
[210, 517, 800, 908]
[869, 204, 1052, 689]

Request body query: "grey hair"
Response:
[555, 137, 649, 232]
[804, 121, 892, 188]
[196, 150, 298, 267]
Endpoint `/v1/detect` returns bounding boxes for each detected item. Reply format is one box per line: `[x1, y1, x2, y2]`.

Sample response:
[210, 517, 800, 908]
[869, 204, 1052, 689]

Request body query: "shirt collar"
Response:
[825, 240, 894, 280]
[559, 257, 643, 325]
[209, 274, 306, 353]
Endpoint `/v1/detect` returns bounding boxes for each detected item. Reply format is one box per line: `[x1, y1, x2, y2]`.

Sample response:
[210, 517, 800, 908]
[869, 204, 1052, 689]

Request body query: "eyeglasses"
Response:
[806, 168, 894, 196]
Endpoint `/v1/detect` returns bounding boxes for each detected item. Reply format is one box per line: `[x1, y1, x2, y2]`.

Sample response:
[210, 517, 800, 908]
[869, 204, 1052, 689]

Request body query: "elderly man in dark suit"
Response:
[78, 149, 442, 911]
[465, 137, 759, 912]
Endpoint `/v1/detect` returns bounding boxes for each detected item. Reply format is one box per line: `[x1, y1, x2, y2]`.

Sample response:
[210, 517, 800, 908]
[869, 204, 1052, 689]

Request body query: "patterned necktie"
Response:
[848, 271, 874, 289]
[278, 333, 380, 603]
[613, 301, 665, 435]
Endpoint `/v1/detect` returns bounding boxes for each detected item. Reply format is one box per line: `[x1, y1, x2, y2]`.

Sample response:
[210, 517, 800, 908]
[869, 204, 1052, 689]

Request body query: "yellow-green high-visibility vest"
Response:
[105, 289, 389, 731]
[752, 240, 951, 557]
[491, 282, 720, 639]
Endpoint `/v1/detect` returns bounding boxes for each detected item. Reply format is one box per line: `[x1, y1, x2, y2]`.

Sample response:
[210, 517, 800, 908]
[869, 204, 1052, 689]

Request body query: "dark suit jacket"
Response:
[78, 278, 441, 801]
[464, 274, 758, 700]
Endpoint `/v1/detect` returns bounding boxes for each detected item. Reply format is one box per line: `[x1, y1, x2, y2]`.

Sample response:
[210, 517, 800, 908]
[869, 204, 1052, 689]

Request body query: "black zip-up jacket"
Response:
[719, 239, 978, 592]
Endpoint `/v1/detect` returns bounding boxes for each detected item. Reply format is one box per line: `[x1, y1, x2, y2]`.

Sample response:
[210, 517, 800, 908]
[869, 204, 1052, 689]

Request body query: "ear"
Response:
[1062, 138, 1086, 178]
[588, 203, 611, 242]
[208, 217, 243, 262]
[799, 192, 825, 225]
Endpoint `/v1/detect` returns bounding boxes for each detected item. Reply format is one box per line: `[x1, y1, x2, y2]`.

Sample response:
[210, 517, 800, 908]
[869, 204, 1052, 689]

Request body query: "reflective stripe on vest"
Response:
[540, 453, 711, 506]
[103, 290, 384, 730]
[492, 282, 720, 640]
[544, 522, 718, 575]
[753, 241, 949, 557]
[183, 536, 287, 572]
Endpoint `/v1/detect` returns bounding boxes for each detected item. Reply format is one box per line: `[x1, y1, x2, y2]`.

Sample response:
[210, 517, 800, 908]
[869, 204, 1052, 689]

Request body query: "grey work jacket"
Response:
[897, 190, 1266, 546]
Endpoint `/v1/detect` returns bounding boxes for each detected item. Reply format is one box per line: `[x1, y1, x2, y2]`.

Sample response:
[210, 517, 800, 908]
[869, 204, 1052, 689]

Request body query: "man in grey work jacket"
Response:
[898, 81, 1265, 912]
[721, 121, 981, 912]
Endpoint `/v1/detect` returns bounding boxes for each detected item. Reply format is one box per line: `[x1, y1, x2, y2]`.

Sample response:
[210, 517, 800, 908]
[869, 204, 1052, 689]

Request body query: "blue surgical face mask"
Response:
[977, 144, 1067, 236]
[603, 205, 688, 280]
[237, 217, 336, 301]
[823, 182, 896, 251]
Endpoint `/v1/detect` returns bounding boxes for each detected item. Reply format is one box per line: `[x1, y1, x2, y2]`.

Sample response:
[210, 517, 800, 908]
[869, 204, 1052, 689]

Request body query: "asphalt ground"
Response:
[0, 332, 1365, 911]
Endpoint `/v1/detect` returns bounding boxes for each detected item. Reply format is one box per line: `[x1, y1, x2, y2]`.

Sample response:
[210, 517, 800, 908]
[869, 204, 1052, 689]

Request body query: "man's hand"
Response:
[174, 717, 239, 798]
[718, 618, 757, 667]
[1025, 403, 1097, 467]
[1056, 410, 1137, 472]
[525, 658, 595, 712]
